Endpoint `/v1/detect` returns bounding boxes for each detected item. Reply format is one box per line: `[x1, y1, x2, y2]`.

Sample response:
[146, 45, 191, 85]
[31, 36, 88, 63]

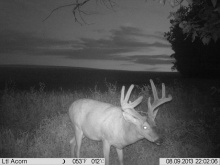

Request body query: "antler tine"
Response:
[162, 83, 165, 98]
[120, 84, 143, 110]
[124, 84, 134, 103]
[150, 79, 158, 100]
[148, 79, 172, 121]
[120, 86, 125, 106]
[128, 96, 143, 108]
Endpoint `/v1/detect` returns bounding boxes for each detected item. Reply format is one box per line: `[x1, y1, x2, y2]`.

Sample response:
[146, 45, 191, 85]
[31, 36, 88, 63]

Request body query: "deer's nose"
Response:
[155, 138, 163, 145]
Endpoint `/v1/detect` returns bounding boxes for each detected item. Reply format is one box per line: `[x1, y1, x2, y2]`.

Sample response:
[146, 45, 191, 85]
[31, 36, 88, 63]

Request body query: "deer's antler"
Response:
[147, 79, 172, 121]
[120, 85, 143, 110]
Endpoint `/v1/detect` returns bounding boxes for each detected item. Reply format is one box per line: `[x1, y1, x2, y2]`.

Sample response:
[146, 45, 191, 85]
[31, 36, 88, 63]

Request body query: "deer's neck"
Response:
[121, 118, 144, 145]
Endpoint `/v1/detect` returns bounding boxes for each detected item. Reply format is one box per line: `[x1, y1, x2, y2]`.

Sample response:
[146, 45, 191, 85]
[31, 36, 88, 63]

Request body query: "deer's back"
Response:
[69, 99, 123, 141]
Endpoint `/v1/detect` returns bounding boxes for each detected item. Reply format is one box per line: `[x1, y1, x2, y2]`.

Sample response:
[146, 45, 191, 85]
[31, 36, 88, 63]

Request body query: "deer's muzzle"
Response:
[154, 138, 163, 145]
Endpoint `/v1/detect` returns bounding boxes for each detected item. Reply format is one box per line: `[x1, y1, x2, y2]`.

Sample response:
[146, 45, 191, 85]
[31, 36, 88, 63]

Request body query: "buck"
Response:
[69, 79, 172, 165]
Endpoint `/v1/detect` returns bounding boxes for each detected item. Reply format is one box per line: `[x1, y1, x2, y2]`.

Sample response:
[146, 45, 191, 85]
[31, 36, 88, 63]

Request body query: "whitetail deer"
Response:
[69, 79, 172, 165]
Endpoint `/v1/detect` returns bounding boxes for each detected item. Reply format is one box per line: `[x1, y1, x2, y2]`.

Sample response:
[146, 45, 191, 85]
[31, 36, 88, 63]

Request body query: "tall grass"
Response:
[0, 80, 219, 164]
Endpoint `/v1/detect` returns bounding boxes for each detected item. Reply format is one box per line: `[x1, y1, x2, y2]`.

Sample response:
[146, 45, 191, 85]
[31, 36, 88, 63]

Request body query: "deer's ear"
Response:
[123, 112, 138, 124]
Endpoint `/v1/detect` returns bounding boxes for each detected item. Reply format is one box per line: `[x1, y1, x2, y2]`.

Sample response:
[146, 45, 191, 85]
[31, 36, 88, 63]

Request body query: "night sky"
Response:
[0, 0, 180, 71]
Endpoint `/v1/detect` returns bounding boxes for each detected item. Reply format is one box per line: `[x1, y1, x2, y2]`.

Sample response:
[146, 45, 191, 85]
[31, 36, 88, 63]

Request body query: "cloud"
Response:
[0, 29, 76, 55]
[0, 26, 172, 66]
[127, 54, 174, 65]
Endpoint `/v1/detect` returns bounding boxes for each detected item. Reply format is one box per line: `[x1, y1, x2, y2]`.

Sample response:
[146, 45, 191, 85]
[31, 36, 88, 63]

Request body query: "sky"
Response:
[0, 0, 180, 72]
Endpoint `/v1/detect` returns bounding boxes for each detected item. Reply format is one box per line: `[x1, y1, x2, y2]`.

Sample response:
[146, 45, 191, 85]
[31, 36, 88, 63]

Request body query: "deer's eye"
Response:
[143, 126, 148, 130]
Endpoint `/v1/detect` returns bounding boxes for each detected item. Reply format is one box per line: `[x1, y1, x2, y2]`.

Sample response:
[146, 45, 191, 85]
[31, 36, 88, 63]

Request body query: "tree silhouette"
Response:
[165, 5, 220, 78]
[168, 0, 220, 45]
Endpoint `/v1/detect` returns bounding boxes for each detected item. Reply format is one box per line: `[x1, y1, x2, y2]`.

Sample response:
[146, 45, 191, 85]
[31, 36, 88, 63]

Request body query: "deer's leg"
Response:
[116, 148, 124, 165]
[75, 126, 83, 158]
[103, 140, 110, 165]
[70, 137, 76, 157]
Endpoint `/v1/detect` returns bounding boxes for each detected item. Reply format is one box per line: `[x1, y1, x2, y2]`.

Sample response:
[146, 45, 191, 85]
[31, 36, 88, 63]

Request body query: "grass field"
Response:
[0, 79, 219, 165]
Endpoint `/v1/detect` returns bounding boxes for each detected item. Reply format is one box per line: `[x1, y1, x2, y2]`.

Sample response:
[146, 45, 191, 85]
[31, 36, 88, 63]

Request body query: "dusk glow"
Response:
[0, 0, 178, 71]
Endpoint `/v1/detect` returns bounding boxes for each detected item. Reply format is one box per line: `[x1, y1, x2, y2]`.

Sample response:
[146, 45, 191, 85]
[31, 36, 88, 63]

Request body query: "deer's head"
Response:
[120, 79, 172, 145]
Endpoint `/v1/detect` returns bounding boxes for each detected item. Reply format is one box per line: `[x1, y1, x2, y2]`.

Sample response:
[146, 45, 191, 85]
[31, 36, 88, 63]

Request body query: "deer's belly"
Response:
[82, 123, 103, 141]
